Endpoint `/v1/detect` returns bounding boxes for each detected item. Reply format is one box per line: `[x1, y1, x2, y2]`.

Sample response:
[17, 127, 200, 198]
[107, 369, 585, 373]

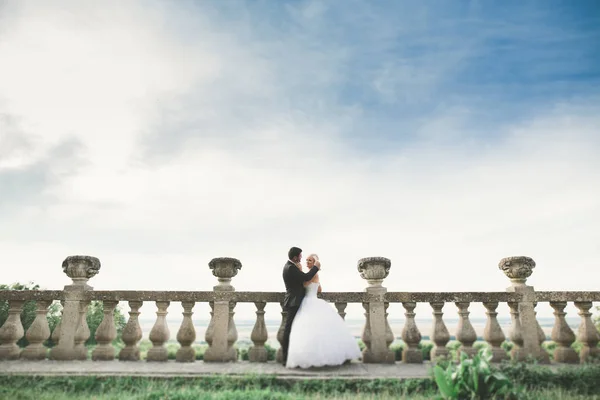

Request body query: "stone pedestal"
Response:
[358, 257, 395, 364]
[50, 255, 100, 361]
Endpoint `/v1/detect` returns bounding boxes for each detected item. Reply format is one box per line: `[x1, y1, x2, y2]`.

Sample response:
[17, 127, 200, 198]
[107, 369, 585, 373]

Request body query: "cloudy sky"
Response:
[1, 0, 599, 320]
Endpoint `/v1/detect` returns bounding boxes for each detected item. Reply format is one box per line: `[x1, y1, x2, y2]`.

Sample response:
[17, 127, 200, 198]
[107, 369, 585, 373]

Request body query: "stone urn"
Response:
[498, 256, 535, 286]
[358, 257, 391, 287]
[209, 257, 242, 291]
[62, 255, 101, 287]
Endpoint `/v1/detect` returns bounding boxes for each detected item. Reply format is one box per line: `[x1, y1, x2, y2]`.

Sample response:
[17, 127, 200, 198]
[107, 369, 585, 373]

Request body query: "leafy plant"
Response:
[84, 300, 127, 346]
[433, 347, 522, 399]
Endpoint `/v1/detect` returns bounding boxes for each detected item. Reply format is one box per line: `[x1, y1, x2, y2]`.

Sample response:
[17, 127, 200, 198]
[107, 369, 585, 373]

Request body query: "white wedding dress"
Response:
[286, 282, 362, 368]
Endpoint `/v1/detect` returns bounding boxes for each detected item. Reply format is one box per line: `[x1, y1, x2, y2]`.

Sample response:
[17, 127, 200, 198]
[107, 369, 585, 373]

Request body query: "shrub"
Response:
[433, 347, 522, 399]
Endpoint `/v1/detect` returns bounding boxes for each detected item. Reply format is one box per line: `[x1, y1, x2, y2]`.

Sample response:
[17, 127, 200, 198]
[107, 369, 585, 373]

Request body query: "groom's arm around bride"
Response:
[280, 246, 320, 365]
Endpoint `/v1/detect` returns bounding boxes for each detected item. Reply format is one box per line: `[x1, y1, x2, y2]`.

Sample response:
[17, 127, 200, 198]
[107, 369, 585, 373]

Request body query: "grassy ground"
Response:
[1, 375, 600, 400]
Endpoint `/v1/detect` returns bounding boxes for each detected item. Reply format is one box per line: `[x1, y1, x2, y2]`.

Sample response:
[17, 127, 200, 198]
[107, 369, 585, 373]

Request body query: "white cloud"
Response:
[0, 1, 598, 323]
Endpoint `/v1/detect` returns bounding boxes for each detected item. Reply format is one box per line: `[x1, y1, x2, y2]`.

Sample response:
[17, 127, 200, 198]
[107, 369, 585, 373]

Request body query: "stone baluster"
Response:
[91, 300, 118, 361]
[533, 303, 550, 364]
[119, 301, 143, 361]
[335, 302, 347, 320]
[507, 302, 524, 361]
[50, 255, 100, 360]
[360, 302, 372, 359]
[205, 301, 215, 350]
[147, 301, 170, 362]
[50, 300, 65, 346]
[499, 256, 544, 361]
[574, 301, 600, 363]
[550, 301, 578, 363]
[204, 257, 242, 362]
[401, 302, 422, 363]
[21, 300, 52, 360]
[455, 302, 477, 358]
[249, 301, 268, 362]
[0, 300, 24, 360]
[384, 303, 395, 357]
[73, 300, 90, 360]
[429, 302, 450, 361]
[483, 302, 508, 362]
[226, 301, 238, 361]
[275, 303, 287, 364]
[358, 257, 394, 363]
[176, 301, 196, 362]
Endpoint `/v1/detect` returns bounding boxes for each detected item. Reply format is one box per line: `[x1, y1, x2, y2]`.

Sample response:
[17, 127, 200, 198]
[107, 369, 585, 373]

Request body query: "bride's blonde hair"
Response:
[308, 253, 319, 261]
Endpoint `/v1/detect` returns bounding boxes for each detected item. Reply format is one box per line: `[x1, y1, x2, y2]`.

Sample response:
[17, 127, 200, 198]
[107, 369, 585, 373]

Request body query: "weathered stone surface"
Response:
[249, 301, 268, 363]
[550, 302, 578, 364]
[401, 302, 422, 363]
[176, 302, 196, 363]
[385, 292, 521, 303]
[482, 302, 508, 363]
[0, 291, 65, 301]
[92, 300, 118, 361]
[20, 300, 52, 360]
[119, 301, 143, 362]
[147, 302, 170, 362]
[535, 292, 600, 302]
[357, 257, 391, 287]
[0, 301, 24, 360]
[429, 302, 450, 361]
[209, 258, 242, 292]
[62, 255, 101, 288]
[455, 302, 477, 358]
[498, 256, 535, 286]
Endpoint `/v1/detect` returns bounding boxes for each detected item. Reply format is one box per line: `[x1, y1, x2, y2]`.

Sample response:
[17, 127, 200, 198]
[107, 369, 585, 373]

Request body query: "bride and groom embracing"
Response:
[280, 246, 362, 368]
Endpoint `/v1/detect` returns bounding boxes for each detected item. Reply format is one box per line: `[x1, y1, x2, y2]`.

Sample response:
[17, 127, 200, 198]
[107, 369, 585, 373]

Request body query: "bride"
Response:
[286, 254, 362, 368]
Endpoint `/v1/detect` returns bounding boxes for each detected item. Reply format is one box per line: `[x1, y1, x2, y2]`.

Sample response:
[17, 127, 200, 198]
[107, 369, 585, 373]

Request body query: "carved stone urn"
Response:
[209, 257, 242, 291]
[498, 256, 535, 286]
[358, 257, 391, 287]
[62, 255, 101, 288]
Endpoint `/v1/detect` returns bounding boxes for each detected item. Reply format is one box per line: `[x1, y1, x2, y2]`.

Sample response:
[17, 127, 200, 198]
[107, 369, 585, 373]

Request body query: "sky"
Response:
[1, 0, 599, 322]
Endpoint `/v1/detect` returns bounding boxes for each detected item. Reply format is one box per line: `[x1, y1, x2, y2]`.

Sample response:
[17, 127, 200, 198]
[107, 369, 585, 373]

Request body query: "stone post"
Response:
[0, 300, 24, 360]
[249, 301, 268, 362]
[203, 257, 241, 362]
[275, 304, 287, 363]
[430, 302, 450, 361]
[176, 301, 196, 362]
[91, 300, 119, 361]
[499, 256, 543, 361]
[21, 300, 52, 360]
[358, 257, 394, 363]
[49, 255, 100, 361]
[119, 301, 143, 361]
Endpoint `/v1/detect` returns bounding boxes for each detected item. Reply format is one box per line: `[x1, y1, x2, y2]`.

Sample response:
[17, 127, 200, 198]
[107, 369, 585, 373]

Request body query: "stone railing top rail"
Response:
[0, 290, 64, 302]
[534, 291, 600, 302]
[1, 290, 598, 303]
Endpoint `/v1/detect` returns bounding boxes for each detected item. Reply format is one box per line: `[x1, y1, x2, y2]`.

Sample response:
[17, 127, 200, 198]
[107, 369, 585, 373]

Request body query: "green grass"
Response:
[1, 369, 600, 400]
[1, 388, 599, 400]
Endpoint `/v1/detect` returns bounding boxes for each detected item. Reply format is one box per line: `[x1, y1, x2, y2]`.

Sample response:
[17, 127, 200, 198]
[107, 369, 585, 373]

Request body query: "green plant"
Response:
[433, 347, 521, 399]
[85, 300, 127, 345]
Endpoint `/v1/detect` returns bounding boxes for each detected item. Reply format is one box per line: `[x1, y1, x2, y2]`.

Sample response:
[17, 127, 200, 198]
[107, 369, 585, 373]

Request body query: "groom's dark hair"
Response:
[288, 247, 302, 260]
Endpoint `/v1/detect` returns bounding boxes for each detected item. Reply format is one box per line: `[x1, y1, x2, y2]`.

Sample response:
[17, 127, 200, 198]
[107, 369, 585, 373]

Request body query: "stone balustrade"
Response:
[0, 255, 599, 365]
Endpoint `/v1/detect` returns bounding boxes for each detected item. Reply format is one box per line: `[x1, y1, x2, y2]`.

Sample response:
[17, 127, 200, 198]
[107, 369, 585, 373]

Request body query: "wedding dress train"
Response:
[286, 282, 362, 368]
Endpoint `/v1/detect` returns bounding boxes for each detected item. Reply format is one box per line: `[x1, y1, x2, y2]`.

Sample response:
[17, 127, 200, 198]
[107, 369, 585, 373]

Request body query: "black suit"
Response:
[280, 261, 319, 365]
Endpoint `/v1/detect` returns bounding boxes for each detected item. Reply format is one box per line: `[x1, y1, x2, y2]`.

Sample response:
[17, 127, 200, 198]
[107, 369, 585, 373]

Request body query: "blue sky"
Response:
[0, 0, 599, 320]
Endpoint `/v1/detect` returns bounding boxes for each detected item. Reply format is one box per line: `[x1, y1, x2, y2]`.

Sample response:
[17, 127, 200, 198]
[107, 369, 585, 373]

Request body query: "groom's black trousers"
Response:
[281, 305, 300, 365]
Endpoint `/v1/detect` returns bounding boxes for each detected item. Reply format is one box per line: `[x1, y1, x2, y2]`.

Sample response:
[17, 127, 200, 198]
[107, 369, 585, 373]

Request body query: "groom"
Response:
[280, 246, 320, 366]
